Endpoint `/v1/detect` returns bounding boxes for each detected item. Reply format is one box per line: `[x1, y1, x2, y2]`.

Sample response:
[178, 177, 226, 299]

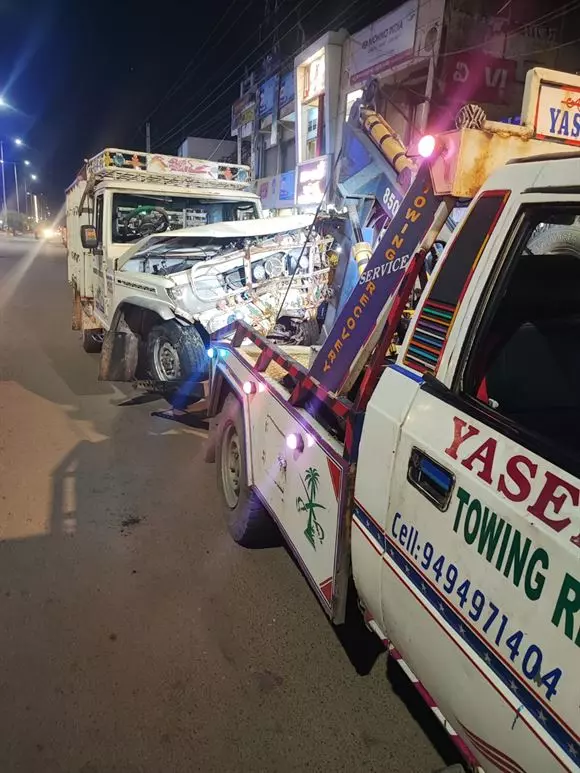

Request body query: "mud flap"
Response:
[204, 417, 218, 463]
[98, 330, 139, 381]
[72, 291, 82, 331]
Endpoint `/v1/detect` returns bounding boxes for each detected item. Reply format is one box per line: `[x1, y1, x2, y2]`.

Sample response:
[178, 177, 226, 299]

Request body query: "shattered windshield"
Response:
[112, 192, 259, 243]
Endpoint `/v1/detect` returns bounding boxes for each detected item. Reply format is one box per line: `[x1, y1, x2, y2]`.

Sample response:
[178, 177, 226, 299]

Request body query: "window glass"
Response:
[463, 205, 580, 455]
[111, 193, 258, 243]
[95, 195, 104, 244]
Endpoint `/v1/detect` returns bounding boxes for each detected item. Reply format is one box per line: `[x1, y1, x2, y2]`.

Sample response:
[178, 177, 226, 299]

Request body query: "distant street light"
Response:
[24, 159, 30, 166]
[14, 137, 23, 146]
[0, 96, 6, 108]
[30, 174, 38, 181]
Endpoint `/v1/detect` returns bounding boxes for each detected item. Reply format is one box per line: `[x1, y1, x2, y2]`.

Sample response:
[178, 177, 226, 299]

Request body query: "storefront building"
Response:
[252, 69, 298, 214]
[294, 30, 347, 213]
[336, 0, 445, 235]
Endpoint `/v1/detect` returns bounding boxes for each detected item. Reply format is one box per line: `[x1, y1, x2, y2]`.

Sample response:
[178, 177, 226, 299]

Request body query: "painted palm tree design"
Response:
[296, 467, 326, 549]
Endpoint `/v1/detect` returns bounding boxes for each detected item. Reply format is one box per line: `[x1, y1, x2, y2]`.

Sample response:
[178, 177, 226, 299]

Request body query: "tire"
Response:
[299, 318, 321, 346]
[146, 319, 208, 382]
[216, 393, 278, 547]
[528, 225, 580, 257]
[82, 329, 103, 353]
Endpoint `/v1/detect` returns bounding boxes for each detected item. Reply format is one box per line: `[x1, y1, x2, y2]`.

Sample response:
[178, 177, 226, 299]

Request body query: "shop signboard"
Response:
[278, 171, 295, 205]
[258, 75, 279, 118]
[444, 52, 516, 105]
[303, 53, 325, 102]
[231, 92, 256, 136]
[296, 156, 330, 207]
[279, 72, 295, 110]
[349, 0, 418, 86]
[256, 171, 296, 210]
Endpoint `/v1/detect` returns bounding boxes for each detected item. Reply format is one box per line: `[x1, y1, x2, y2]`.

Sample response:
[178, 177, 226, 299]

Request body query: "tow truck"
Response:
[206, 68, 580, 771]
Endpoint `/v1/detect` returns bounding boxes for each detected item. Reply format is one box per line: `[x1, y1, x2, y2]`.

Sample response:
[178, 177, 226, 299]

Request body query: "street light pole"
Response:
[0, 141, 7, 226]
[13, 163, 19, 213]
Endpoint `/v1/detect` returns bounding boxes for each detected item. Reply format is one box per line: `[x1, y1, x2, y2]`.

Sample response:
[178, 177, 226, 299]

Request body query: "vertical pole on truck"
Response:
[145, 122, 151, 153]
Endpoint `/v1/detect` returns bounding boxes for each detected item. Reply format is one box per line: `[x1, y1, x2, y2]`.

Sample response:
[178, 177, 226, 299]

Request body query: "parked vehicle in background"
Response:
[35, 221, 62, 242]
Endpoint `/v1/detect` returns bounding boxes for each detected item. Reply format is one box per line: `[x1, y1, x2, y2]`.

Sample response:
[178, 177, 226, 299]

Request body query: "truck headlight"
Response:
[252, 263, 266, 282]
[167, 286, 186, 303]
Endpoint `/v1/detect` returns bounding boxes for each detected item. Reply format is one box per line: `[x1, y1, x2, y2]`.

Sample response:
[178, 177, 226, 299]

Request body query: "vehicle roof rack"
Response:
[85, 148, 251, 191]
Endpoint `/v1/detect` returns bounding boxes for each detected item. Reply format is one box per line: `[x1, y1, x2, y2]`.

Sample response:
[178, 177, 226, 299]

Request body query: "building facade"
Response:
[229, 0, 580, 218]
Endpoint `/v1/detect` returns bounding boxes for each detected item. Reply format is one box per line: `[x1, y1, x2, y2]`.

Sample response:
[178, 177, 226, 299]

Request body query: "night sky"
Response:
[0, 0, 397, 207]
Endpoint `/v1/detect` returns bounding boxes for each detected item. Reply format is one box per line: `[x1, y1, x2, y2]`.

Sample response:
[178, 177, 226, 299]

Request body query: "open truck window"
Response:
[462, 205, 580, 460]
[111, 192, 259, 243]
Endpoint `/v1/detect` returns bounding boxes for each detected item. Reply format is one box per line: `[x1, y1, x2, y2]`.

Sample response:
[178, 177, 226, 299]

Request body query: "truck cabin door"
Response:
[91, 193, 108, 324]
[381, 192, 580, 773]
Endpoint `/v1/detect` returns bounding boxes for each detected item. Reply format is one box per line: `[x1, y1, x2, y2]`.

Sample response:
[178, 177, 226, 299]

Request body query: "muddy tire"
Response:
[299, 318, 321, 346]
[82, 329, 103, 353]
[146, 320, 208, 382]
[216, 393, 278, 547]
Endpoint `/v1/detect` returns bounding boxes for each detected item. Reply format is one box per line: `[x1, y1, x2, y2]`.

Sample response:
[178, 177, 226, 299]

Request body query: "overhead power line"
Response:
[156, 0, 380, 148]
[137, 0, 312, 146]
[153, 0, 317, 147]
[143, 0, 250, 123]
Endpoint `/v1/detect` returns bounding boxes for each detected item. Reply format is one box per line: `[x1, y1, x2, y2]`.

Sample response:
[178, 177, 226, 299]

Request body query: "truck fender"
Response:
[99, 298, 173, 382]
[205, 368, 252, 485]
[110, 295, 176, 327]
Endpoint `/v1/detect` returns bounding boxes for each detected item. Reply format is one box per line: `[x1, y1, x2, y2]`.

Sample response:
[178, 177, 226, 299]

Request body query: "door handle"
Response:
[407, 447, 455, 511]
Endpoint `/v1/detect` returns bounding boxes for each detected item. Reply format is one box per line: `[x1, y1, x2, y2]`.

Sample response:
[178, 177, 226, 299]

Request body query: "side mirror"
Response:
[80, 224, 98, 249]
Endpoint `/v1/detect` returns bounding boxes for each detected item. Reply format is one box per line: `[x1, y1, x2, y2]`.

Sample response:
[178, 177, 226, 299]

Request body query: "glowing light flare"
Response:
[418, 134, 436, 158]
[286, 433, 304, 452]
[206, 347, 215, 359]
[242, 381, 256, 395]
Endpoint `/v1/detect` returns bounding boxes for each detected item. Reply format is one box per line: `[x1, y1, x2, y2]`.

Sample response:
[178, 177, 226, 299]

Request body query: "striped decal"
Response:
[460, 723, 527, 773]
[389, 646, 481, 770]
[319, 577, 333, 603]
[352, 502, 580, 769]
[404, 300, 455, 373]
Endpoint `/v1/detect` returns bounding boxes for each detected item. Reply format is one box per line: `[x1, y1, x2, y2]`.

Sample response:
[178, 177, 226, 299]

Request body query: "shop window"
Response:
[461, 205, 580, 463]
[281, 138, 295, 172]
[305, 139, 317, 160]
[306, 106, 318, 140]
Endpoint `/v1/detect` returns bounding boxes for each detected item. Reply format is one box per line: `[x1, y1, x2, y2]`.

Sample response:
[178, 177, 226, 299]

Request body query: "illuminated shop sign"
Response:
[296, 156, 330, 206]
[302, 53, 325, 102]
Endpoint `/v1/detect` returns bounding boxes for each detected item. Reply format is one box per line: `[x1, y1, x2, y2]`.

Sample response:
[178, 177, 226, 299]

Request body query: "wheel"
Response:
[299, 318, 321, 346]
[146, 320, 208, 382]
[216, 393, 278, 547]
[82, 329, 103, 353]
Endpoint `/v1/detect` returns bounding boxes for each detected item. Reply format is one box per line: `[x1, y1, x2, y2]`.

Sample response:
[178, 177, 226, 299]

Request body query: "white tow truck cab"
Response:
[65, 148, 261, 375]
[207, 68, 580, 772]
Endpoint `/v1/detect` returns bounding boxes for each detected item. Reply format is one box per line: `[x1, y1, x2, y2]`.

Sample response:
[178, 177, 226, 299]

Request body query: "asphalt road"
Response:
[0, 237, 460, 773]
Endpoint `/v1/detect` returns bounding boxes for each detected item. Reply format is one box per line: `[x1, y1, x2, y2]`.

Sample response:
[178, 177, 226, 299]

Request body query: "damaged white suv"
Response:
[98, 215, 331, 383]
